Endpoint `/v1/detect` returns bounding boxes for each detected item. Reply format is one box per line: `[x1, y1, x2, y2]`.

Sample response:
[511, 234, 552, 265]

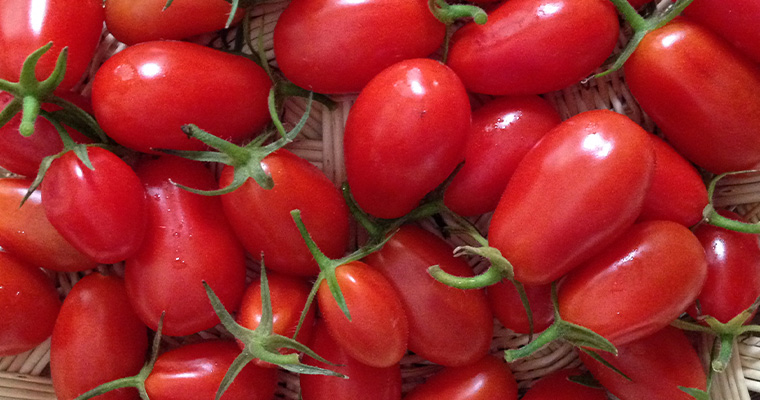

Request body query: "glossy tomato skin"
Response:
[0, 178, 96, 271]
[580, 326, 707, 400]
[144, 341, 278, 400]
[220, 149, 349, 276]
[624, 18, 760, 174]
[344, 59, 470, 219]
[404, 355, 518, 400]
[42, 147, 147, 264]
[274, 0, 443, 94]
[489, 110, 655, 285]
[126, 157, 246, 336]
[683, 0, 760, 64]
[364, 225, 493, 367]
[487, 282, 553, 335]
[447, 0, 619, 95]
[521, 368, 608, 400]
[300, 320, 402, 400]
[92, 41, 271, 154]
[0, 0, 104, 91]
[559, 220, 707, 346]
[443, 95, 561, 216]
[51, 273, 148, 400]
[0, 252, 60, 356]
[318, 261, 408, 368]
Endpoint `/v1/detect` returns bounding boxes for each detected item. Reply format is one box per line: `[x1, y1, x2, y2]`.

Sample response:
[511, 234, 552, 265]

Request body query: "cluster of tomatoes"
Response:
[2, 0, 760, 399]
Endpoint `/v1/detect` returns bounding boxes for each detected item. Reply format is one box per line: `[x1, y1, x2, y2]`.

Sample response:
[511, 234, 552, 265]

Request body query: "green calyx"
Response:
[428, 0, 488, 63]
[703, 170, 760, 233]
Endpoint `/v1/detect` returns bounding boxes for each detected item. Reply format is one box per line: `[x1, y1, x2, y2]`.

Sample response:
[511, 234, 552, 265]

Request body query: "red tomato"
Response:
[559, 220, 707, 346]
[220, 149, 349, 277]
[344, 59, 470, 219]
[444, 95, 561, 216]
[126, 157, 246, 336]
[580, 326, 707, 400]
[144, 341, 278, 400]
[301, 320, 402, 400]
[105, 0, 243, 45]
[404, 355, 518, 400]
[447, 0, 619, 95]
[0, 178, 96, 271]
[521, 368, 608, 400]
[51, 273, 148, 400]
[683, 0, 760, 64]
[318, 261, 408, 368]
[91, 41, 271, 154]
[0, 0, 104, 91]
[624, 18, 760, 174]
[488, 110, 655, 285]
[42, 147, 147, 264]
[487, 282, 553, 335]
[364, 225, 493, 367]
[273, 0, 444, 94]
[0, 252, 60, 356]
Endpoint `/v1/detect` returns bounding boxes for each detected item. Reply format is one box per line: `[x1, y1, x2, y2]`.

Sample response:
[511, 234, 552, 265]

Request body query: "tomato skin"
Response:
[443, 95, 561, 216]
[318, 261, 408, 368]
[51, 273, 148, 400]
[487, 282, 553, 335]
[447, 0, 619, 95]
[144, 341, 278, 400]
[344, 59, 470, 219]
[91, 41, 271, 154]
[126, 157, 246, 336]
[0, 252, 60, 356]
[364, 225, 493, 367]
[0, 0, 104, 92]
[220, 149, 350, 277]
[683, 0, 760, 64]
[404, 355, 518, 400]
[580, 326, 707, 400]
[488, 110, 655, 285]
[624, 18, 760, 174]
[0, 178, 97, 271]
[42, 147, 147, 264]
[274, 0, 444, 94]
[559, 220, 707, 346]
[521, 368, 608, 400]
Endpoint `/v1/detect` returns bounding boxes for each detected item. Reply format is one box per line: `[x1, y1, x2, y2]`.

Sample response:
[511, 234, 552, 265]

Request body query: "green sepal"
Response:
[679, 386, 711, 400]
[163, 0, 174, 10]
[580, 348, 631, 381]
[566, 370, 604, 389]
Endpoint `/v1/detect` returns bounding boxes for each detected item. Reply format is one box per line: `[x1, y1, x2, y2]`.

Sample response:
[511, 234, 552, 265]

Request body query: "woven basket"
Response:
[2, 0, 760, 399]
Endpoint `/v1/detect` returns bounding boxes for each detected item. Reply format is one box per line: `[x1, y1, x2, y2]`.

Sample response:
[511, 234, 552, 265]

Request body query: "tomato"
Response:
[447, 0, 619, 95]
[0, 0, 104, 91]
[273, 0, 444, 94]
[344, 58, 470, 219]
[144, 341, 278, 400]
[558, 220, 707, 346]
[488, 110, 655, 285]
[487, 282, 553, 335]
[91, 41, 271, 154]
[404, 355, 518, 400]
[580, 326, 707, 400]
[364, 225, 493, 367]
[318, 261, 408, 368]
[51, 273, 148, 400]
[125, 157, 246, 336]
[624, 18, 760, 174]
[682, 0, 760, 64]
[521, 368, 608, 400]
[300, 320, 402, 400]
[220, 149, 349, 277]
[0, 178, 96, 271]
[105, 0, 243, 45]
[42, 147, 147, 264]
[0, 252, 60, 356]
[443, 95, 561, 216]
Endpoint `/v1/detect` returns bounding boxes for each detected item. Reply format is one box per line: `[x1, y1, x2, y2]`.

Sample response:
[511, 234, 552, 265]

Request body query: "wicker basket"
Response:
[2, 0, 760, 399]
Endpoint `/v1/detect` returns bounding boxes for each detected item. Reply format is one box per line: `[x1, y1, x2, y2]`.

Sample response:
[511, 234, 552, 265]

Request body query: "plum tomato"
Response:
[682, 0, 760, 64]
[404, 355, 518, 400]
[487, 281, 553, 335]
[521, 368, 608, 400]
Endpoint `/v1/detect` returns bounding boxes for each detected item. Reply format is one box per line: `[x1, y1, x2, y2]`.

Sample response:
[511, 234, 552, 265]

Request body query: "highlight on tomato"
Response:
[404, 355, 518, 400]
[521, 368, 608, 400]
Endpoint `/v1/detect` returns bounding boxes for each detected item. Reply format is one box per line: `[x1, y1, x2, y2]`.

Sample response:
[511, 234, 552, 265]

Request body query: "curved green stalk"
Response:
[703, 170, 760, 233]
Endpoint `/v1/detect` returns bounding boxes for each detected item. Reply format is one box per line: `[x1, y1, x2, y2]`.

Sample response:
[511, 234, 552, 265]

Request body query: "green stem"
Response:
[429, 0, 487, 25]
[428, 264, 504, 289]
[277, 81, 337, 110]
[341, 183, 385, 239]
[712, 334, 735, 373]
[19, 96, 41, 137]
[703, 170, 760, 233]
[606, 0, 647, 31]
[505, 323, 561, 362]
[48, 95, 108, 143]
[181, 124, 250, 164]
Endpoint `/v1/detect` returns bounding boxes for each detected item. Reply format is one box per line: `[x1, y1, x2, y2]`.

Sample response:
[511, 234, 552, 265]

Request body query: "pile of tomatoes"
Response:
[2, 0, 760, 399]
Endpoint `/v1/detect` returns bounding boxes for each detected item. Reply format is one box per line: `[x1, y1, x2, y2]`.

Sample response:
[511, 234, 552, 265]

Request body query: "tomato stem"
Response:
[47, 95, 109, 143]
[429, 0, 487, 25]
[703, 170, 760, 233]
[711, 334, 735, 373]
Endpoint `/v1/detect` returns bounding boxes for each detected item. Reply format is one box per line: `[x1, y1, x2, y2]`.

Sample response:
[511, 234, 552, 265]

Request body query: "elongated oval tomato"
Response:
[487, 282, 553, 335]
[0, 252, 60, 356]
[683, 0, 760, 64]
[489, 110, 655, 285]
[559, 220, 707, 346]
[274, 0, 444, 94]
[92, 41, 271, 154]
[404, 355, 518, 400]
[344, 59, 470, 219]
[364, 225, 493, 367]
[51, 273, 148, 400]
[624, 18, 760, 174]
[447, 0, 619, 95]
[521, 368, 608, 400]
[126, 157, 246, 336]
